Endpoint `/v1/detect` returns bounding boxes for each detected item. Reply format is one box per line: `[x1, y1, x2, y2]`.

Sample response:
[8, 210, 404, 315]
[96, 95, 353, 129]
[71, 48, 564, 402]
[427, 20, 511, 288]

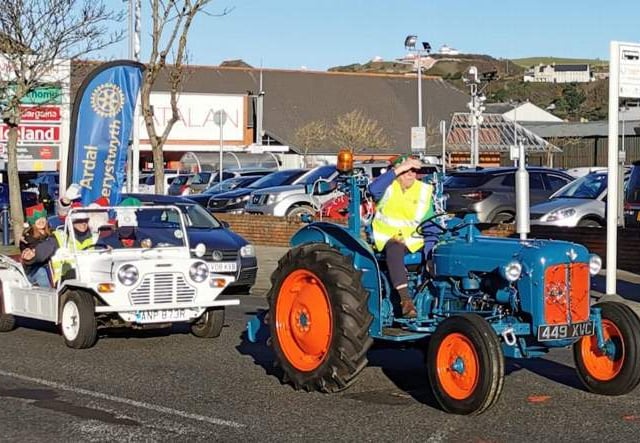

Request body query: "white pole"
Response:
[219, 121, 224, 184]
[606, 41, 620, 296]
[417, 53, 422, 128]
[440, 120, 446, 175]
[131, 0, 142, 193]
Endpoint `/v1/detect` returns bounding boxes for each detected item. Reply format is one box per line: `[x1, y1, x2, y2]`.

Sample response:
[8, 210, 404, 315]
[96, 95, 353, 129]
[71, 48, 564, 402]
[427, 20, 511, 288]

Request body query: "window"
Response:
[545, 174, 571, 192]
[530, 173, 544, 190]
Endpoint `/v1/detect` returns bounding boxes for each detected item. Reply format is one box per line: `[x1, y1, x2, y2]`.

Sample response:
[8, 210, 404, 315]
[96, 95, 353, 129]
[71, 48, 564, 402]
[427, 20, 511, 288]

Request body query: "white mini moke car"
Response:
[0, 205, 238, 348]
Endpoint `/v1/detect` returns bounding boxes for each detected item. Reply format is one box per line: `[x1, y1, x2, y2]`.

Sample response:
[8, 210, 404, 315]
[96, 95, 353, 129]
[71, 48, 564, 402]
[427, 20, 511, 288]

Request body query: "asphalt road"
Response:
[2, 246, 640, 441]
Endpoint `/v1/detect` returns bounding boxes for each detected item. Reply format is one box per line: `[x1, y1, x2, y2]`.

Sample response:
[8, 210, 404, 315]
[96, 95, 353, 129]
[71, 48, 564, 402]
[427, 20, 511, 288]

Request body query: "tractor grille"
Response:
[129, 273, 196, 305]
[543, 263, 590, 324]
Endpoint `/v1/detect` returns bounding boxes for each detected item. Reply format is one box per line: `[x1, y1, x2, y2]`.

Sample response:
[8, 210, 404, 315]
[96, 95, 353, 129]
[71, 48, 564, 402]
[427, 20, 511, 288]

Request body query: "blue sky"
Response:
[104, 0, 640, 70]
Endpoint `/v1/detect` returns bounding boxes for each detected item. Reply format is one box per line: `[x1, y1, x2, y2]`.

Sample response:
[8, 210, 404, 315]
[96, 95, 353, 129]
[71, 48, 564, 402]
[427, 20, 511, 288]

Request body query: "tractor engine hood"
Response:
[434, 235, 592, 278]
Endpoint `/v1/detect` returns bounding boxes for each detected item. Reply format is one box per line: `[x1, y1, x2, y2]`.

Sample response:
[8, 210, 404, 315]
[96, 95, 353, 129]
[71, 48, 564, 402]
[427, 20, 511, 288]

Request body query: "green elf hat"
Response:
[119, 197, 141, 207]
[390, 154, 412, 167]
[26, 203, 47, 225]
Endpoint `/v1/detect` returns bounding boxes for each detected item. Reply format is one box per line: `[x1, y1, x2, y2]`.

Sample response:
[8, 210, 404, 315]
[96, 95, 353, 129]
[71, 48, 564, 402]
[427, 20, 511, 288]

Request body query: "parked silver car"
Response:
[444, 167, 574, 223]
[530, 170, 623, 228]
[244, 165, 339, 218]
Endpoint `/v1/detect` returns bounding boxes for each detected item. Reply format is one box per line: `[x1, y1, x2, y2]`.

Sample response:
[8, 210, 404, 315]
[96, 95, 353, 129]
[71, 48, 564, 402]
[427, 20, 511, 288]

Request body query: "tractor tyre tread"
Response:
[268, 243, 373, 393]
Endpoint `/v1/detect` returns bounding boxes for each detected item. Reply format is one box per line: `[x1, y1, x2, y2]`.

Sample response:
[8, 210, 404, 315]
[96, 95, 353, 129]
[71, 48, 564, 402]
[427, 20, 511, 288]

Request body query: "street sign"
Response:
[213, 109, 227, 127]
[411, 126, 426, 152]
[619, 44, 640, 99]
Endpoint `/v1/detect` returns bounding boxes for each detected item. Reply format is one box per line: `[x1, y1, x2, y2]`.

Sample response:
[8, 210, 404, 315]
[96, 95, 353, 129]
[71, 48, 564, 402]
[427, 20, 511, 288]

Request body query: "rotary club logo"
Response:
[90, 83, 125, 118]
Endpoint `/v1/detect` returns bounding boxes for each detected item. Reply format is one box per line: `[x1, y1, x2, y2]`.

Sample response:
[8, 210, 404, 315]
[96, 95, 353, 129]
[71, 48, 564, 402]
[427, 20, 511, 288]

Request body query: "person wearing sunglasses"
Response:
[369, 154, 435, 318]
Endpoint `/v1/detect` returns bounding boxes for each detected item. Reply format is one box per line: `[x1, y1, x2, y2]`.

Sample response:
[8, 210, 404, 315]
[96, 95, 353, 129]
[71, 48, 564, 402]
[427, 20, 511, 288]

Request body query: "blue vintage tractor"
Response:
[247, 151, 640, 415]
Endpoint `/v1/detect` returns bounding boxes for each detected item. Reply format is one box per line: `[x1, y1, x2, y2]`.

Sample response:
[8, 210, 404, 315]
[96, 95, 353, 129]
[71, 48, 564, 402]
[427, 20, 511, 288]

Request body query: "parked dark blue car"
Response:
[124, 194, 257, 293]
[188, 175, 265, 208]
[0, 183, 39, 210]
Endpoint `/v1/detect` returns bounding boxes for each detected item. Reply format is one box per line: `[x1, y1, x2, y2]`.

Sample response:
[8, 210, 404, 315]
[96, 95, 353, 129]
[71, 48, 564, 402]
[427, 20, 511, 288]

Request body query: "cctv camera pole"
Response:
[213, 110, 227, 184]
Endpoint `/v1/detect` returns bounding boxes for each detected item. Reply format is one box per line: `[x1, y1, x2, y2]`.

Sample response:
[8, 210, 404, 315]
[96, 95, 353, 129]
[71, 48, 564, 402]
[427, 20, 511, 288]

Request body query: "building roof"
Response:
[554, 64, 589, 72]
[71, 62, 469, 155]
[523, 120, 640, 138]
[447, 113, 561, 153]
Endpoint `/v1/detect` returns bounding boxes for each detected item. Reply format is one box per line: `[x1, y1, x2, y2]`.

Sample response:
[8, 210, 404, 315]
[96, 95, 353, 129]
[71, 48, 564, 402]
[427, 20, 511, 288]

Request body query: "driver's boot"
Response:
[398, 286, 417, 318]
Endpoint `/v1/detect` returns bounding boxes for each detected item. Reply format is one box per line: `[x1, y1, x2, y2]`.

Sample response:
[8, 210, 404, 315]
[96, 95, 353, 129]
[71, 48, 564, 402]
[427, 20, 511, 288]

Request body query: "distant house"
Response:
[438, 44, 459, 55]
[484, 102, 562, 123]
[523, 64, 593, 83]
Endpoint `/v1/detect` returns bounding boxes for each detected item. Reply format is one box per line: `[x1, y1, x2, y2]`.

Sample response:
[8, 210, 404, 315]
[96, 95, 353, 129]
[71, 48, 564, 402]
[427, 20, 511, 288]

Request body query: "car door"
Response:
[529, 172, 549, 204]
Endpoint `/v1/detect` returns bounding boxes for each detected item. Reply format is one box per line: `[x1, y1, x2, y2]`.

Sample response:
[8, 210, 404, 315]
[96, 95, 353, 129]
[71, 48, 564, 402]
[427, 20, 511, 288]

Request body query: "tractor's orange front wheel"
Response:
[428, 314, 504, 415]
[268, 243, 372, 393]
[574, 302, 640, 395]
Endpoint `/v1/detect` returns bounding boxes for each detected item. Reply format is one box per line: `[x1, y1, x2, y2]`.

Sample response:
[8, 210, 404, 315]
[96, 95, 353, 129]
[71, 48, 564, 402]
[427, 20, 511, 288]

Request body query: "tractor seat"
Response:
[365, 225, 426, 271]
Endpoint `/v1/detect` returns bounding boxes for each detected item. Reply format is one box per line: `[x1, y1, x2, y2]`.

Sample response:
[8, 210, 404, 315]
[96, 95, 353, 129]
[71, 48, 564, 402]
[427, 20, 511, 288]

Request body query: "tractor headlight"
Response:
[589, 254, 602, 276]
[190, 261, 209, 283]
[501, 261, 522, 282]
[240, 244, 255, 257]
[117, 264, 139, 286]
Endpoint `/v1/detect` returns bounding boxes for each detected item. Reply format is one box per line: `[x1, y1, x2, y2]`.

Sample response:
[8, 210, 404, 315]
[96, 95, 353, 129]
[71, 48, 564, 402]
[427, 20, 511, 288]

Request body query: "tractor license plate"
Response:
[209, 262, 237, 273]
[135, 308, 188, 323]
[537, 321, 594, 341]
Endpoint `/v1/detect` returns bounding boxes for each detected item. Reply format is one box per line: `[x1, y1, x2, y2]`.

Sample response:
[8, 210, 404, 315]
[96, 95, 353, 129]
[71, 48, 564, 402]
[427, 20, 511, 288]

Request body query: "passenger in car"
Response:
[20, 203, 56, 287]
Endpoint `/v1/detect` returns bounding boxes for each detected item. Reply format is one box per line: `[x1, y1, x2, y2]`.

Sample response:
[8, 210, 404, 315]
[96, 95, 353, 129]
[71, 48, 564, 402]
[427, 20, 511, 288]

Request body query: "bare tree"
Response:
[292, 120, 329, 167]
[329, 110, 393, 153]
[0, 0, 124, 244]
[141, 1, 232, 194]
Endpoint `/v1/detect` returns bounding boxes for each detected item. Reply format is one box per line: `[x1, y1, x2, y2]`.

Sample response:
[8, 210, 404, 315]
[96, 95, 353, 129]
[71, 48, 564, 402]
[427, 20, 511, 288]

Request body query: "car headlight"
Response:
[589, 254, 602, 276]
[500, 261, 522, 282]
[240, 244, 255, 257]
[266, 194, 275, 205]
[234, 195, 250, 204]
[190, 261, 209, 283]
[117, 264, 139, 286]
[541, 208, 576, 222]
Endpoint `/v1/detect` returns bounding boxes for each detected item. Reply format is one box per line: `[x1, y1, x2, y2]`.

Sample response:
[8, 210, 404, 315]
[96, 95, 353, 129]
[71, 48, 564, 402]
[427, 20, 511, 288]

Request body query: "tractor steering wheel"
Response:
[415, 213, 470, 236]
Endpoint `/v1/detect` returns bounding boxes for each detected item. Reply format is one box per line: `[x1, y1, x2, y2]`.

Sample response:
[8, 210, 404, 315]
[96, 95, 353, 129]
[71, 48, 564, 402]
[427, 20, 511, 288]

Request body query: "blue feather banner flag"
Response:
[67, 60, 144, 205]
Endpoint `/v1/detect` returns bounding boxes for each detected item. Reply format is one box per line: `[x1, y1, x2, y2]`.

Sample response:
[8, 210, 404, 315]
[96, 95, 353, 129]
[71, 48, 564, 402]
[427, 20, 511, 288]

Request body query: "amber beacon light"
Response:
[337, 149, 354, 173]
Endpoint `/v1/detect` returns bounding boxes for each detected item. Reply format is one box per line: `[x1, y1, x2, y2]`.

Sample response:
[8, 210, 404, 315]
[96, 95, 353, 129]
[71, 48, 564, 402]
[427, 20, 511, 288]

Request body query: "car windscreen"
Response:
[247, 169, 307, 189]
[553, 173, 607, 199]
[171, 175, 191, 186]
[192, 172, 212, 185]
[294, 165, 337, 185]
[180, 204, 222, 229]
[444, 174, 489, 188]
[205, 177, 249, 194]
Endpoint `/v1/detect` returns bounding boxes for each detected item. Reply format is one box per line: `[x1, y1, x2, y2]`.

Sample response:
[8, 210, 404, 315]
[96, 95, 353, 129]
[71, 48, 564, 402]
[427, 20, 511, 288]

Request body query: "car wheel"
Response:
[491, 212, 514, 224]
[0, 284, 16, 332]
[577, 219, 602, 228]
[60, 290, 97, 349]
[191, 308, 225, 338]
[286, 206, 314, 221]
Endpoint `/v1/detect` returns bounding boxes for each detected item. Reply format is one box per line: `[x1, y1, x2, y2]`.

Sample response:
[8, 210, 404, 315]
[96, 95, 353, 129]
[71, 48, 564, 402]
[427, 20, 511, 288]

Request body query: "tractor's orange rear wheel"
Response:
[268, 243, 373, 393]
[275, 269, 333, 372]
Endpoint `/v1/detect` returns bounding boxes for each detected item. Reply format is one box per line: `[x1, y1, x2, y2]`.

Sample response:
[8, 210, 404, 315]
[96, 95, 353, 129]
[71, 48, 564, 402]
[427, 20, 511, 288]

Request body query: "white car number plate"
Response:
[209, 262, 237, 272]
[135, 309, 188, 323]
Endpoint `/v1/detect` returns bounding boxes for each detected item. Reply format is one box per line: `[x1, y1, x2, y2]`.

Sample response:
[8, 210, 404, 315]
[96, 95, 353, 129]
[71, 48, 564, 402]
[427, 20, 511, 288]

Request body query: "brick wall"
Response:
[216, 214, 640, 274]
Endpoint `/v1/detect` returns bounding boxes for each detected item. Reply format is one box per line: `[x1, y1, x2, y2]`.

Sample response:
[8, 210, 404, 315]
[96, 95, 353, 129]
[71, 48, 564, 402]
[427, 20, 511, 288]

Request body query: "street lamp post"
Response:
[213, 110, 227, 184]
[404, 35, 431, 152]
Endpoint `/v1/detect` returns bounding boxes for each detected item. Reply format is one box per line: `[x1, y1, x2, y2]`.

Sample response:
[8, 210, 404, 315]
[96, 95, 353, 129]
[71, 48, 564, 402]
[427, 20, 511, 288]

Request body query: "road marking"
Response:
[0, 369, 245, 429]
